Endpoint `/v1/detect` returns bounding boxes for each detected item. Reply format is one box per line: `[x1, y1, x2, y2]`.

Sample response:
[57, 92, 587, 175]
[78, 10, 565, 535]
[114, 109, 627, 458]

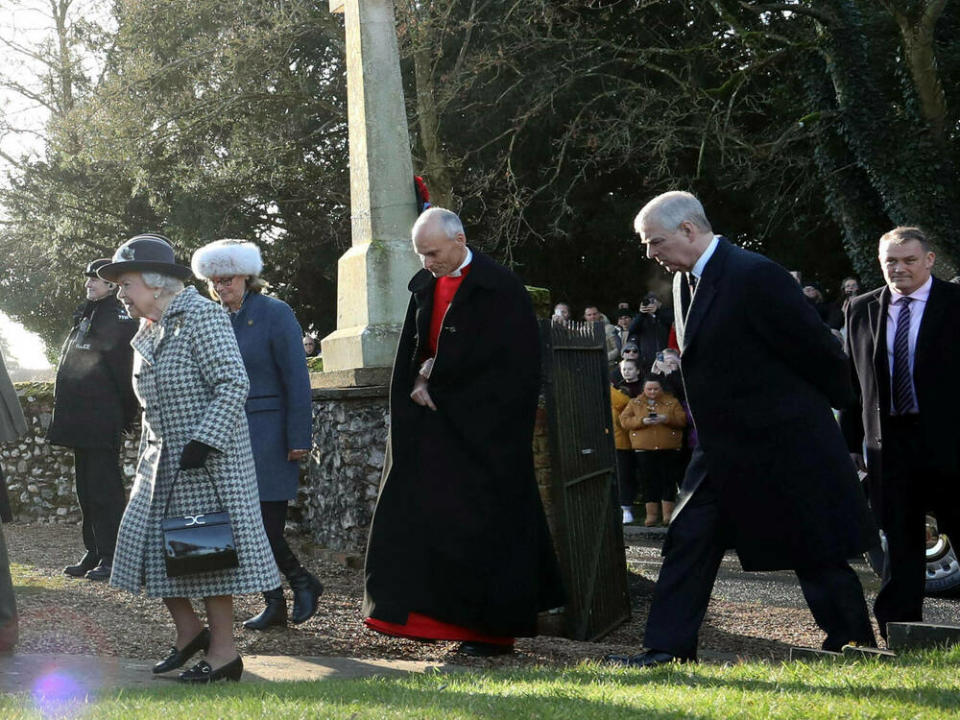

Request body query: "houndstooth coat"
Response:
[110, 286, 281, 598]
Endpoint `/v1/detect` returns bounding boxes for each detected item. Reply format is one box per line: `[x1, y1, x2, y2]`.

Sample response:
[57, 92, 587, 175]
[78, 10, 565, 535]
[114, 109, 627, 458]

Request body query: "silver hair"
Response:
[634, 191, 713, 235]
[411, 207, 465, 241]
[141, 272, 185, 296]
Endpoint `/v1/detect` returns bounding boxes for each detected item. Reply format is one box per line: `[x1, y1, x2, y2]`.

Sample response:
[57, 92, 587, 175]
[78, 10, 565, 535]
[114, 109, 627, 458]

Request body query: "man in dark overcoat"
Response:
[608, 191, 877, 668]
[1, 348, 27, 652]
[363, 207, 564, 657]
[47, 258, 139, 581]
[840, 226, 960, 640]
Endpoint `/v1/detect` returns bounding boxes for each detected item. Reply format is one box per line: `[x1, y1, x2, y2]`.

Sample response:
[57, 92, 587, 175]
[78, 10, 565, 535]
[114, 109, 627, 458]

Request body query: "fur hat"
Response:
[191, 239, 263, 280]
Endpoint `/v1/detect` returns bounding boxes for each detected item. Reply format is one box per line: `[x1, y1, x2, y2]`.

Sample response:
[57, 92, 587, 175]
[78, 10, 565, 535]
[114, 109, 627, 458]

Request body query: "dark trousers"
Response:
[635, 449, 683, 503]
[643, 472, 875, 658]
[74, 448, 127, 559]
[615, 450, 639, 506]
[874, 419, 960, 637]
[260, 500, 301, 582]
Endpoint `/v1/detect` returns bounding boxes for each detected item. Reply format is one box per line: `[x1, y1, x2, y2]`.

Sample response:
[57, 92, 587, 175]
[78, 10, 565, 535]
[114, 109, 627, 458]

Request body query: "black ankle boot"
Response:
[287, 568, 323, 624]
[242, 588, 287, 630]
[64, 551, 99, 578]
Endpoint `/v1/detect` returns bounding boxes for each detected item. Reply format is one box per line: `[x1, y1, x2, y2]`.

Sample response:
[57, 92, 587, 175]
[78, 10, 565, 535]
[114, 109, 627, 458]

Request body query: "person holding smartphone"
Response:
[620, 377, 687, 526]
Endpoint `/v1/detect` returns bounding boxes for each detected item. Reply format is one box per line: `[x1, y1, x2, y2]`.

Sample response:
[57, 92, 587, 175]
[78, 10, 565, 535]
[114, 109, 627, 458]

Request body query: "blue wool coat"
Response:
[229, 292, 312, 502]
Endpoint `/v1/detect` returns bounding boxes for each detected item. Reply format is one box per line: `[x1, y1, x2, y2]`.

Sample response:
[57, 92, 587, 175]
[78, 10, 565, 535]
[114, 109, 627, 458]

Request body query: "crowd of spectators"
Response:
[564, 272, 856, 525]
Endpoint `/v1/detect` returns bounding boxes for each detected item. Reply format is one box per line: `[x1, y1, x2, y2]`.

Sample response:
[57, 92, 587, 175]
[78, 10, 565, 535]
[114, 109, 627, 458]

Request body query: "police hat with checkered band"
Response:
[97, 234, 193, 282]
[84, 258, 112, 277]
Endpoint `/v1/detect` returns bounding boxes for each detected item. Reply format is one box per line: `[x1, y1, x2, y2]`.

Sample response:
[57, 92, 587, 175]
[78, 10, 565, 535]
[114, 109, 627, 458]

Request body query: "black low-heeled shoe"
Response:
[178, 655, 243, 683]
[152, 627, 211, 674]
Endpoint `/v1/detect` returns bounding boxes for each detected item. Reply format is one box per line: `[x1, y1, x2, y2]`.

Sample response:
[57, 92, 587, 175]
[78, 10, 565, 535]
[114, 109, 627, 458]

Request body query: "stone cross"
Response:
[321, 0, 421, 382]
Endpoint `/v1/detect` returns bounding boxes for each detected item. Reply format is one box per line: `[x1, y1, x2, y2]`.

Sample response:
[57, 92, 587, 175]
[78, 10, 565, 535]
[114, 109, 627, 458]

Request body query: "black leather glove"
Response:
[179, 440, 213, 470]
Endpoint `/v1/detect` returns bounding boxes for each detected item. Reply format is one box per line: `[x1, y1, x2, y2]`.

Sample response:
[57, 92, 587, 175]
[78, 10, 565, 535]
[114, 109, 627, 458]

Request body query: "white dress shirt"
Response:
[885, 275, 931, 413]
[691, 236, 721, 280]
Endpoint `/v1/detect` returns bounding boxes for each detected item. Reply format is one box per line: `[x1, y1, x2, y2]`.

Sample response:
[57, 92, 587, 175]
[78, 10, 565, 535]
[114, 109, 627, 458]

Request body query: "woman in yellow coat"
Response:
[620, 378, 687, 526]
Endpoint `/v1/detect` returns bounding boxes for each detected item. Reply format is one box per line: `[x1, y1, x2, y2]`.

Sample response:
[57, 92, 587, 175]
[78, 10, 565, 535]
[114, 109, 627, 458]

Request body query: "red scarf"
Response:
[428, 265, 470, 356]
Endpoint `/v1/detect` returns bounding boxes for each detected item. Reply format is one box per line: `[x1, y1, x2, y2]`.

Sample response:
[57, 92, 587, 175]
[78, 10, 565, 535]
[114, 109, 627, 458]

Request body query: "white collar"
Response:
[448, 247, 473, 278]
[691, 235, 720, 279]
[889, 275, 932, 304]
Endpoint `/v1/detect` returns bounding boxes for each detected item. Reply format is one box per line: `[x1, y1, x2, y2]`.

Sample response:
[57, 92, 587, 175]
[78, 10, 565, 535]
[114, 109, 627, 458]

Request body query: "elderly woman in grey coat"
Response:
[99, 234, 280, 683]
[0, 348, 27, 653]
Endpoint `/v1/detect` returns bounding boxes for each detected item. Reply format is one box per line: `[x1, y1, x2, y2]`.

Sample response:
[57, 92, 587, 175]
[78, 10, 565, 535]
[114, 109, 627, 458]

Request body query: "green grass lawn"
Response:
[3, 648, 959, 720]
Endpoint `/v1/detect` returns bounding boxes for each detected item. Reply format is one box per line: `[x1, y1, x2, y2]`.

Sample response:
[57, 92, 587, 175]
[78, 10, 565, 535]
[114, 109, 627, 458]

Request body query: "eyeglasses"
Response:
[622, 349, 639, 354]
[210, 276, 239, 288]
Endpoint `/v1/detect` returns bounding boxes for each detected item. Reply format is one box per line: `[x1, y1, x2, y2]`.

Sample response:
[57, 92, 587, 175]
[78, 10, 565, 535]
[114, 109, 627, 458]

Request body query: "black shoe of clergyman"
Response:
[152, 628, 211, 674]
[456, 641, 515, 657]
[64, 552, 99, 577]
[178, 656, 243, 683]
[84, 559, 113, 581]
[604, 650, 690, 668]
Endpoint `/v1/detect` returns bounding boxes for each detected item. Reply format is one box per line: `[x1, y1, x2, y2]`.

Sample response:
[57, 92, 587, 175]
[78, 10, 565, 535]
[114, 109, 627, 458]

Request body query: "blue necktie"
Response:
[892, 297, 915, 414]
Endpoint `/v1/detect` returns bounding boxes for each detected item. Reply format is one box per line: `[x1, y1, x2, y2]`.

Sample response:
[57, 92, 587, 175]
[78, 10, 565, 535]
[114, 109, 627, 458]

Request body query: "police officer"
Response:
[48, 258, 139, 581]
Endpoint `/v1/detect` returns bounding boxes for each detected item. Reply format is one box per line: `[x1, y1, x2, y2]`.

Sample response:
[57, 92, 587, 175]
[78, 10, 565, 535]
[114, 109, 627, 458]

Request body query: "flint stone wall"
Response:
[297, 386, 389, 552]
[2, 382, 391, 552]
[5, 382, 551, 559]
[1, 383, 139, 524]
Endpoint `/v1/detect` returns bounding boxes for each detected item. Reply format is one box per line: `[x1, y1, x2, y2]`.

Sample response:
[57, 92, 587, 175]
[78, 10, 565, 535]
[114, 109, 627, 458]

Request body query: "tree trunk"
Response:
[412, 42, 454, 210]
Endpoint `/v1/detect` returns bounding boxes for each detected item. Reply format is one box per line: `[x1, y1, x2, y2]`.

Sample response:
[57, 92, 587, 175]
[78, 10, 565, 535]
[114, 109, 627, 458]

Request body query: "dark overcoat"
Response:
[839, 278, 960, 521]
[670, 239, 876, 571]
[47, 295, 138, 449]
[364, 250, 565, 637]
[0, 350, 26, 523]
[229, 292, 313, 502]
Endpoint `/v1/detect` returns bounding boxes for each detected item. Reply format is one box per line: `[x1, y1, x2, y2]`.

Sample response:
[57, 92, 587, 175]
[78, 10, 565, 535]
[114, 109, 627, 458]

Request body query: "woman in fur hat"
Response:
[191, 239, 322, 631]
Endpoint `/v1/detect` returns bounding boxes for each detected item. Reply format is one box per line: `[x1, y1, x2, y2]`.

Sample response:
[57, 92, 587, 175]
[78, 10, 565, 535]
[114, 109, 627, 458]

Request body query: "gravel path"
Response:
[7, 524, 954, 668]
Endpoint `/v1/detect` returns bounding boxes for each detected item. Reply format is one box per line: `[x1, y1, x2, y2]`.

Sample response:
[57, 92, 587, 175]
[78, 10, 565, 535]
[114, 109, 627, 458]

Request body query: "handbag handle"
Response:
[162, 465, 228, 520]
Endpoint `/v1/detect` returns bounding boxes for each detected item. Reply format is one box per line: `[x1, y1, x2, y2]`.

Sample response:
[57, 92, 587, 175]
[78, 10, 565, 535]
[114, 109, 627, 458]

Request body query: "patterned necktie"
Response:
[892, 297, 914, 414]
[682, 273, 697, 318]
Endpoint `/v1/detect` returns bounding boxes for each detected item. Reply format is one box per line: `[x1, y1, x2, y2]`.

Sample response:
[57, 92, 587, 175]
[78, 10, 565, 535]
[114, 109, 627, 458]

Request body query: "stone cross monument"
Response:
[321, 0, 421, 385]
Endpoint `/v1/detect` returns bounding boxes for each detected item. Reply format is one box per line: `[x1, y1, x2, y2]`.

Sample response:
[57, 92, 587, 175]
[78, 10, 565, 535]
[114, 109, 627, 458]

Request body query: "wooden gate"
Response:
[540, 319, 630, 640]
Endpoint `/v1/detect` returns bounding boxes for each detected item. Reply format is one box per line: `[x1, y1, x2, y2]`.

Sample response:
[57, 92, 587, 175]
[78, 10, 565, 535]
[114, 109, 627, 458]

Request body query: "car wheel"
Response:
[864, 514, 960, 598]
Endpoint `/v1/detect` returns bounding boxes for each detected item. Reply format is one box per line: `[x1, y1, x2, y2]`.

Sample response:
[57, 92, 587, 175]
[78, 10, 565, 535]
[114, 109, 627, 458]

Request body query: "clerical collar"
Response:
[448, 247, 473, 278]
[691, 235, 720, 279]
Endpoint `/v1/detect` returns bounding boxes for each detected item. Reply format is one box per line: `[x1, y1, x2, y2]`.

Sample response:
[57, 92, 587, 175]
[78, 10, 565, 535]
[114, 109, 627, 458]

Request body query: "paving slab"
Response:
[0, 653, 450, 695]
[887, 622, 960, 651]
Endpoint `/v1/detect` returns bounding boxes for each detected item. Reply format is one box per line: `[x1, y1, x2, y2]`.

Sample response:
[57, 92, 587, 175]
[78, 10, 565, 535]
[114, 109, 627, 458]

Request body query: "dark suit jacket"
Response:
[671, 238, 875, 570]
[839, 278, 960, 518]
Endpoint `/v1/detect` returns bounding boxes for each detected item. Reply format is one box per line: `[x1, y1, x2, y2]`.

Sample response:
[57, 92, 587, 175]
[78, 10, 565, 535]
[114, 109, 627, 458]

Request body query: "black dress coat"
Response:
[47, 295, 138, 449]
[839, 278, 960, 520]
[670, 238, 876, 571]
[0, 349, 26, 523]
[363, 250, 565, 637]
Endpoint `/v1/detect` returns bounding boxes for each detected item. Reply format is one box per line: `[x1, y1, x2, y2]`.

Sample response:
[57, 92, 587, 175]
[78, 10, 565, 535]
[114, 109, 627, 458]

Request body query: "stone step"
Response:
[887, 622, 960, 651]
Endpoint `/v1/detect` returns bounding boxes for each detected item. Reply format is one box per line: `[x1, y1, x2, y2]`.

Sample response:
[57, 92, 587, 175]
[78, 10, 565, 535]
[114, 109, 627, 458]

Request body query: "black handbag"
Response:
[161, 467, 239, 578]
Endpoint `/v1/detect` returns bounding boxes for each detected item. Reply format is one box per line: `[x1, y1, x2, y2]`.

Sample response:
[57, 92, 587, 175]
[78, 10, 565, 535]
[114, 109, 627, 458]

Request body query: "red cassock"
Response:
[365, 263, 513, 647]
